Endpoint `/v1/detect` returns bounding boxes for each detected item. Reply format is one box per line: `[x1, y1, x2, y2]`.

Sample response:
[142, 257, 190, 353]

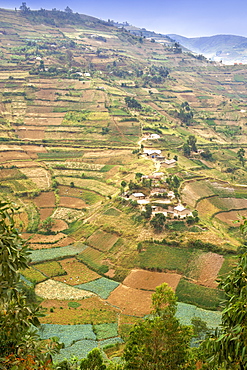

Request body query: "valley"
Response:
[0, 7, 247, 362]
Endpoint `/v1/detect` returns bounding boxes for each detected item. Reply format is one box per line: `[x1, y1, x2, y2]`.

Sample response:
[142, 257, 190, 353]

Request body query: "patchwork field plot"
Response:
[189, 252, 224, 288]
[196, 198, 221, 218]
[19, 166, 51, 190]
[51, 219, 68, 232]
[76, 277, 119, 299]
[30, 236, 74, 250]
[175, 278, 224, 310]
[52, 207, 84, 222]
[123, 269, 182, 291]
[53, 340, 98, 363]
[21, 266, 46, 284]
[33, 191, 56, 208]
[54, 258, 100, 285]
[34, 261, 65, 278]
[58, 185, 103, 205]
[30, 243, 88, 263]
[87, 230, 119, 251]
[107, 285, 153, 316]
[35, 279, 95, 300]
[56, 177, 116, 197]
[215, 210, 247, 225]
[25, 232, 66, 245]
[77, 246, 105, 271]
[138, 244, 201, 274]
[39, 323, 96, 347]
[59, 196, 87, 209]
[40, 297, 119, 325]
[176, 302, 222, 329]
[94, 323, 118, 340]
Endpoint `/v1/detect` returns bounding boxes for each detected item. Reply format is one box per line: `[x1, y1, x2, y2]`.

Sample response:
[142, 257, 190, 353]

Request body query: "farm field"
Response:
[1, 6, 247, 361]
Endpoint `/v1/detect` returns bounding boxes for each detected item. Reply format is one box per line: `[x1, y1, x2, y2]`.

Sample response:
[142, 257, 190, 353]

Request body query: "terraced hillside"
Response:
[1, 7, 247, 361]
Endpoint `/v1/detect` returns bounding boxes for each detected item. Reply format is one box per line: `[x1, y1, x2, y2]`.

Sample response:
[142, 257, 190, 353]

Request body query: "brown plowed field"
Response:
[123, 269, 182, 291]
[54, 258, 100, 285]
[216, 210, 247, 225]
[51, 219, 68, 232]
[59, 196, 87, 209]
[17, 128, 45, 140]
[39, 208, 54, 221]
[30, 236, 74, 250]
[192, 252, 224, 288]
[107, 285, 153, 316]
[33, 191, 56, 208]
[0, 151, 30, 161]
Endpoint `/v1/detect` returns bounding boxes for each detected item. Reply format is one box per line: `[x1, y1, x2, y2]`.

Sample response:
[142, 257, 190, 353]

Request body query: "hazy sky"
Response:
[1, 0, 247, 38]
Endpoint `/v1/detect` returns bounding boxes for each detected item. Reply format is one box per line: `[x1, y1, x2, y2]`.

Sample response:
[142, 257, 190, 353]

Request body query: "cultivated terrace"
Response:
[1, 5, 247, 364]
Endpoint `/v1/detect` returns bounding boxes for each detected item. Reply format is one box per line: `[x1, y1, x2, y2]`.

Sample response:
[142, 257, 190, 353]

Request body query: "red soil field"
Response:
[33, 191, 56, 208]
[107, 285, 153, 316]
[123, 269, 182, 291]
[59, 196, 87, 209]
[39, 208, 54, 221]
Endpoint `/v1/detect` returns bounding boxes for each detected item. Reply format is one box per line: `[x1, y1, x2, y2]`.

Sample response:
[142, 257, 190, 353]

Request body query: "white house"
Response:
[143, 149, 162, 158]
[149, 133, 161, 140]
[164, 158, 177, 166]
[172, 204, 192, 219]
[131, 192, 145, 199]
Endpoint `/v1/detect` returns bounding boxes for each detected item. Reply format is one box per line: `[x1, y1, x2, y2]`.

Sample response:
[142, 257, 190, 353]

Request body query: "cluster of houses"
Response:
[128, 191, 192, 219]
[122, 133, 193, 220]
[143, 148, 177, 167]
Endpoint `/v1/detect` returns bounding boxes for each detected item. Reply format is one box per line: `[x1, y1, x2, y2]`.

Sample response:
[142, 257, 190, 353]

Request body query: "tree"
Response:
[150, 213, 166, 232]
[19, 2, 30, 13]
[0, 201, 60, 368]
[64, 6, 73, 13]
[201, 222, 247, 369]
[237, 148, 245, 167]
[41, 217, 55, 234]
[80, 348, 106, 370]
[201, 149, 213, 161]
[125, 97, 142, 110]
[183, 143, 191, 157]
[121, 180, 127, 188]
[142, 204, 152, 219]
[123, 283, 195, 369]
[187, 135, 197, 152]
[135, 172, 143, 182]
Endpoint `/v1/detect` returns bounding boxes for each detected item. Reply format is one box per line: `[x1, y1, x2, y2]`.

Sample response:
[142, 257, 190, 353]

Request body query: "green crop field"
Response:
[87, 230, 119, 251]
[176, 279, 225, 310]
[138, 243, 201, 274]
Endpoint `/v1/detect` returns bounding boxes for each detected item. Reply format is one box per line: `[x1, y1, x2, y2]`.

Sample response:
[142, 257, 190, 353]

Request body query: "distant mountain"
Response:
[113, 20, 247, 64]
[167, 34, 247, 64]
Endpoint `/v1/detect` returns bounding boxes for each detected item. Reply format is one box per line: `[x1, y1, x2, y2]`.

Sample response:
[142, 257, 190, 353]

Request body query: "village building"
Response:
[163, 158, 177, 166]
[172, 204, 192, 219]
[150, 187, 167, 196]
[151, 205, 168, 217]
[167, 191, 175, 199]
[153, 172, 164, 179]
[148, 133, 161, 140]
[143, 149, 162, 158]
[131, 192, 145, 200]
[156, 155, 165, 161]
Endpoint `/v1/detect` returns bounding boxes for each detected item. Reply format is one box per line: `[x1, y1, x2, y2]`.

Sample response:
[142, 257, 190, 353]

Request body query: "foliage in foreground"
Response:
[123, 283, 195, 369]
[0, 200, 61, 369]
